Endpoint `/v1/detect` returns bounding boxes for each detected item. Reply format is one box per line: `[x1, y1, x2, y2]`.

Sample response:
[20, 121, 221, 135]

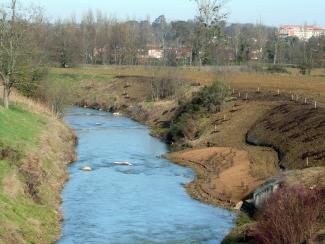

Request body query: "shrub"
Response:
[299, 64, 312, 75]
[265, 65, 288, 74]
[165, 81, 227, 144]
[14, 66, 48, 98]
[253, 186, 325, 244]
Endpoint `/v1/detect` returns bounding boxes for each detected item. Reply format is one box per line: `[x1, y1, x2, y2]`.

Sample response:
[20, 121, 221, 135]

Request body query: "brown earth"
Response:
[168, 147, 263, 208]
[247, 102, 325, 169]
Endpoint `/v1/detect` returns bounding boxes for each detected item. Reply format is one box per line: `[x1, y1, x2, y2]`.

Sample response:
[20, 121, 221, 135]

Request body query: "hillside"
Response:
[0, 92, 76, 243]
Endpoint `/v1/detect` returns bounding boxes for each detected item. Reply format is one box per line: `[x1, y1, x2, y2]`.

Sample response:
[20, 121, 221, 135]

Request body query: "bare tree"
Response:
[192, 0, 227, 65]
[0, 0, 21, 108]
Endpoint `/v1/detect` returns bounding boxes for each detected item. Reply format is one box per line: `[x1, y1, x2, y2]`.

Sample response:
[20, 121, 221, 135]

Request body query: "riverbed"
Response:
[59, 107, 234, 243]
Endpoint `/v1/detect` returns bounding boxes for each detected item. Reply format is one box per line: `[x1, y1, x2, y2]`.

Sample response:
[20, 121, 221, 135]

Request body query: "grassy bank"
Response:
[0, 93, 76, 243]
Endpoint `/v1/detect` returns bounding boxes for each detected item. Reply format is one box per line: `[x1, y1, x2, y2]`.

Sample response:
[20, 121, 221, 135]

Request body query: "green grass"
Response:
[0, 106, 46, 152]
[222, 212, 254, 244]
[0, 190, 58, 243]
[48, 69, 116, 83]
[0, 106, 59, 243]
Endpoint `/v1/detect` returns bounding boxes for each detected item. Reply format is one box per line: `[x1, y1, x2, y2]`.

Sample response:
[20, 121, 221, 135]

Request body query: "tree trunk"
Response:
[3, 84, 10, 109]
[273, 41, 278, 65]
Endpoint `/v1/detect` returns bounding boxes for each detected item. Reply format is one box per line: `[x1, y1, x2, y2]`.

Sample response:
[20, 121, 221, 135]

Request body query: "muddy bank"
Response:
[167, 148, 267, 209]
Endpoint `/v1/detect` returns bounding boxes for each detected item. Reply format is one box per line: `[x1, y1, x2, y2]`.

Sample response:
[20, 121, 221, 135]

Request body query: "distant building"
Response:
[148, 49, 164, 59]
[279, 25, 325, 40]
[249, 48, 263, 61]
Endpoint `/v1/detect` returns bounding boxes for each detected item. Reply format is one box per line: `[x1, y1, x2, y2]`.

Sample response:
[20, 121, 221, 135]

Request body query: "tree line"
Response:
[1, 0, 325, 108]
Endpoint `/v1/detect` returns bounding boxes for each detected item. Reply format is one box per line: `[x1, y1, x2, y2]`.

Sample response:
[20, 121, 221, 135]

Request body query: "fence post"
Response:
[315, 101, 317, 109]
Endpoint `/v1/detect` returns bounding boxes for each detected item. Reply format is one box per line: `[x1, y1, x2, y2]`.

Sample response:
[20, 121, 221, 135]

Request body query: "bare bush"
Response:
[253, 186, 325, 244]
[150, 67, 182, 101]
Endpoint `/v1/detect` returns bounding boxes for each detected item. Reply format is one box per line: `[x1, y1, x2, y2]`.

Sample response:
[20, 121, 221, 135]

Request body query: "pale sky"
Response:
[7, 0, 325, 26]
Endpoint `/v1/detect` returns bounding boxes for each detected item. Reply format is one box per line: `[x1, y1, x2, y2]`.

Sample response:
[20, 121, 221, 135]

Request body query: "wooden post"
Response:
[305, 98, 307, 104]
[277, 89, 280, 95]
[238, 92, 241, 98]
[291, 94, 294, 101]
[306, 157, 309, 167]
[257, 87, 260, 93]
[232, 88, 235, 95]
[245, 93, 248, 100]
[315, 101, 317, 109]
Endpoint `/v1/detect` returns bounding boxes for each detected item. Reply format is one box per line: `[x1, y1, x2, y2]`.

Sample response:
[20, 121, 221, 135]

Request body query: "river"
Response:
[59, 107, 234, 243]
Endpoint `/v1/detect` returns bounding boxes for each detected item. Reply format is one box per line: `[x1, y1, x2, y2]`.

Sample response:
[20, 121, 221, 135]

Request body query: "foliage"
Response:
[192, 0, 227, 65]
[252, 186, 325, 244]
[14, 66, 48, 98]
[39, 78, 74, 115]
[166, 81, 227, 143]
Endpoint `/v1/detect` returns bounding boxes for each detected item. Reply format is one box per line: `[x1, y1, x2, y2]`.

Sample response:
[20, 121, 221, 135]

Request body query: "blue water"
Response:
[59, 107, 234, 244]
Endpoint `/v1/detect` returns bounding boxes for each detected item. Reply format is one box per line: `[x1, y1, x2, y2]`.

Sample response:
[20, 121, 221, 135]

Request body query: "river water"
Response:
[59, 107, 234, 244]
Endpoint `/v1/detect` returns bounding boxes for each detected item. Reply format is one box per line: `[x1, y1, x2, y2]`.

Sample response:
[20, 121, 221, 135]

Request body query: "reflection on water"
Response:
[59, 107, 234, 244]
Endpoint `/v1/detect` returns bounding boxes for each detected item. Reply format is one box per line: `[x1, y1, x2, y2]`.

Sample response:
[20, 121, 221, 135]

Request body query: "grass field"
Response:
[50, 65, 325, 103]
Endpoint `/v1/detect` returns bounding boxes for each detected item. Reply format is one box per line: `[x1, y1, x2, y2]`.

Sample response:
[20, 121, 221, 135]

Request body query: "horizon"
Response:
[6, 0, 325, 27]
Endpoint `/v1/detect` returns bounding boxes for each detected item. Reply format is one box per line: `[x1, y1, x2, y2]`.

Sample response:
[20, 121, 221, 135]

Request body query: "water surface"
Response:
[60, 107, 234, 243]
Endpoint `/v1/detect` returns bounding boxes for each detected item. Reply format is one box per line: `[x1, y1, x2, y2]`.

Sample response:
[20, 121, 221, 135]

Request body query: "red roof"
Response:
[280, 25, 325, 31]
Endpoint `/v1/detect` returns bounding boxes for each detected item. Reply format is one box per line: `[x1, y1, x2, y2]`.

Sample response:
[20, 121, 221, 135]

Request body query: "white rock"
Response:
[82, 166, 92, 171]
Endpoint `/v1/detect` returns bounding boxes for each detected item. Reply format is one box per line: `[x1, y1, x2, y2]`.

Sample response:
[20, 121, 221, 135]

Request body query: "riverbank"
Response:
[0, 92, 76, 243]
[49, 65, 325, 242]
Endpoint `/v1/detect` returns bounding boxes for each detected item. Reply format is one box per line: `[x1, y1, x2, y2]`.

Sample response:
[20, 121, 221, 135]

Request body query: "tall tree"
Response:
[192, 0, 227, 65]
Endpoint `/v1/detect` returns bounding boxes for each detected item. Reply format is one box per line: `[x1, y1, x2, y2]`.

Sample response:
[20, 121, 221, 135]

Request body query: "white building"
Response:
[279, 25, 325, 40]
[148, 49, 164, 59]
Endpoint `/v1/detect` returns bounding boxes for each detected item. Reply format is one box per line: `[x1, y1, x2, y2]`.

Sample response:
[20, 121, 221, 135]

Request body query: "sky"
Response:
[9, 0, 325, 27]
